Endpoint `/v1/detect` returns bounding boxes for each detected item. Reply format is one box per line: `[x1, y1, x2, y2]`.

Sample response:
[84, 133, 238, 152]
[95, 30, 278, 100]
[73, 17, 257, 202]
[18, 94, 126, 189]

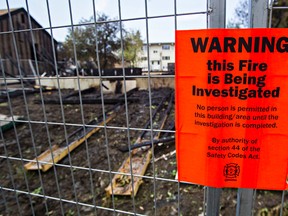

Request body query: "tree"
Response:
[122, 30, 143, 67]
[271, 0, 288, 27]
[62, 13, 121, 69]
[228, 0, 288, 28]
[227, 0, 249, 28]
[61, 13, 144, 70]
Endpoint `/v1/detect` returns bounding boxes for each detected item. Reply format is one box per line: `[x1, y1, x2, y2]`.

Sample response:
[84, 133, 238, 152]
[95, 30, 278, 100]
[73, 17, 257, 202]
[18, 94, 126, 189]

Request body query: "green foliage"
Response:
[62, 13, 121, 69]
[171, 169, 177, 177]
[32, 186, 42, 195]
[122, 30, 143, 67]
[66, 209, 75, 216]
[60, 13, 143, 69]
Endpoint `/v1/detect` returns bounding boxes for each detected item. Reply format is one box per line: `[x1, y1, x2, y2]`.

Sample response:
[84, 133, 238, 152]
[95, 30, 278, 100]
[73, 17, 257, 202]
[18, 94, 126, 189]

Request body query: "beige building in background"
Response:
[138, 42, 175, 72]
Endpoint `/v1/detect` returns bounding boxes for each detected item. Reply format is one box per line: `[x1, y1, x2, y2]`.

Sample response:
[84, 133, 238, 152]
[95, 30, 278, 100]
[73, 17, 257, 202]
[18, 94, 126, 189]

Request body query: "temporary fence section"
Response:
[0, 0, 287, 216]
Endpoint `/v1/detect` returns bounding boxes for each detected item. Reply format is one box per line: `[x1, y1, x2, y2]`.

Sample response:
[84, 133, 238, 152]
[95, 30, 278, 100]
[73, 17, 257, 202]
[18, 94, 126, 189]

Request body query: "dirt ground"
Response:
[0, 86, 287, 216]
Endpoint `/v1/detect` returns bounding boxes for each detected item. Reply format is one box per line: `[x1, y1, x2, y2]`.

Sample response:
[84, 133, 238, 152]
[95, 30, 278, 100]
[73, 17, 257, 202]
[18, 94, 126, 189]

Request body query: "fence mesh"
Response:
[0, 0, 287, 215]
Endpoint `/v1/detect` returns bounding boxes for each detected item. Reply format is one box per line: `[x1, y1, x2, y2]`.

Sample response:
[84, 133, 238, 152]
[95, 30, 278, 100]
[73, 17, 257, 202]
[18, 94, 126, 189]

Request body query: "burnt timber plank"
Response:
[34, 97, 140, 104]
[105, 91, 174, 196]
[24, 111, 116, 172]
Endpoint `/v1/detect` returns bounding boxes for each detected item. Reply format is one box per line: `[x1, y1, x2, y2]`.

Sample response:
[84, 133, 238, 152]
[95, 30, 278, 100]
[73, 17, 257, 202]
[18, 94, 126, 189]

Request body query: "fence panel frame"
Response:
[0, 0, 287, 215]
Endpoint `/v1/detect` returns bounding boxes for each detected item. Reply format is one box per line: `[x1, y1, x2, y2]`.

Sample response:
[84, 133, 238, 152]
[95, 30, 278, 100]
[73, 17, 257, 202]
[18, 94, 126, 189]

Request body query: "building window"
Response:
[162, 56, 170, 60]
[141, 57, 147, 61]
[153, 50, 158, 53]
[162, 45, 170, 50]
[152, 61, 160, 65]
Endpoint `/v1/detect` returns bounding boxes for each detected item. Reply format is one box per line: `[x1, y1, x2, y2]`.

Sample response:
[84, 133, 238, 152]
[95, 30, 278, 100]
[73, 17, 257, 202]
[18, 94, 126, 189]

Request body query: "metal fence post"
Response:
[206, 0, 225, 214]
[236, 189, 255, 216]
[235, 0, 268, 216]
[207, 0, 226, 29]
[250, 0, 269, 28]
[206, 187, 222, 216]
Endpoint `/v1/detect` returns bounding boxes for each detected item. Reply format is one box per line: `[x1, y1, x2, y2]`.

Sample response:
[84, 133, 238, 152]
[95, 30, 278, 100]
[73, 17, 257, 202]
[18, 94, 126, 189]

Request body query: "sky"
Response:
[0, 0, 242, 43]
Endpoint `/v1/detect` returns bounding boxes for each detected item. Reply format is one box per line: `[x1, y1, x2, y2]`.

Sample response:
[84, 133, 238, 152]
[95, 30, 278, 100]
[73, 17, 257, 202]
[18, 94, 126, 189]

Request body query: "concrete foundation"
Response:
[35, 77, 100, 90]
[35, 76, 175, 92]
[135, 77, 174, 89]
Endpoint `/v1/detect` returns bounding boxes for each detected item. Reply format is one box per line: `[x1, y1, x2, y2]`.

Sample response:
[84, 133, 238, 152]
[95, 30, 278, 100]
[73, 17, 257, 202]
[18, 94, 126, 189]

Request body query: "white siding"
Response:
[138, 43, 175, 71]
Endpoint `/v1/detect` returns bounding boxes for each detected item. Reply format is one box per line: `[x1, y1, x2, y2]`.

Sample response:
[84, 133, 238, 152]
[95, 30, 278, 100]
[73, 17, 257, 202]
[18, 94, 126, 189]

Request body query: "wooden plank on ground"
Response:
[105, 137, 152, 196]
[24, 112, 116, 172]
[106, 93, 174, 196]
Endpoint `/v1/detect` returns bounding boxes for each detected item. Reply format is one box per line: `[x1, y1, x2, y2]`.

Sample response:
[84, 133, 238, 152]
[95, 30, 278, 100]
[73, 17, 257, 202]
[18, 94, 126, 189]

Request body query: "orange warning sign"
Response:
[175, 29, 288, 190]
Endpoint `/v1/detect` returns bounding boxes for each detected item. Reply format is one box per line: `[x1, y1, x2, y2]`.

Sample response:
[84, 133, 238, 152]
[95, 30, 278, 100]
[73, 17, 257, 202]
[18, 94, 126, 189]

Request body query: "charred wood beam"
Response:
[113, 87, 138, 98]
[0, 140, 17, 148]
[49, 87, 139, 144]
[0, 81, 20, 86]
[63, 87, 96, 99]
[24, 110, 117, 172]
[0, 89, 38, 100]
[156, 93, 174, 138]
[101, 88, 138, 114]
[101, 83, 109, 90]
[34, 87, 139, 105]
[105, 90, 173, 196]
[119, 121, 175, 152]
[42, 99, 122, 149]
[0, 86, 56, 103]
[161, 121, 175, 137]
[118, 136, 175, 152]
[24, 89, 129, 172]
[34, 97, 140, 104]
[134, 91, 174, 152]
[2, 70, 34, 86]
[139, 89, 174, 139]
[124, 91, 174, 152]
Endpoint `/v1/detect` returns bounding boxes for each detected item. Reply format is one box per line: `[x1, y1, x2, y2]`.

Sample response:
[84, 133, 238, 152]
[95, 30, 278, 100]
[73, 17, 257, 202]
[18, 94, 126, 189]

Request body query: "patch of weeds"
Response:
[171, 169, 177, 177]
[32, 186, 42, 195]
[166, 190, 176, 201]
[66, 209, 75, 216]
[45, 210, 54, 215]
[15, 166, 26, 178]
